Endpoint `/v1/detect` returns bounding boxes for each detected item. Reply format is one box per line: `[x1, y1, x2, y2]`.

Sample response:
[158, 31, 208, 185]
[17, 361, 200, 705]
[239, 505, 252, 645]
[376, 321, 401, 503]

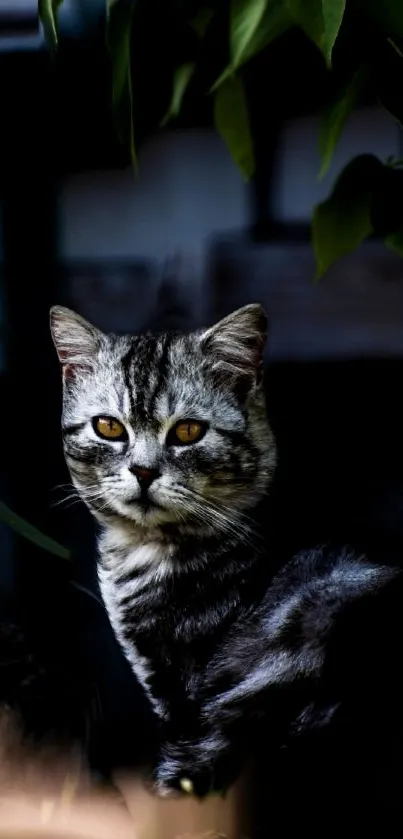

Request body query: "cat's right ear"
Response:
[50, 306, 103, 380]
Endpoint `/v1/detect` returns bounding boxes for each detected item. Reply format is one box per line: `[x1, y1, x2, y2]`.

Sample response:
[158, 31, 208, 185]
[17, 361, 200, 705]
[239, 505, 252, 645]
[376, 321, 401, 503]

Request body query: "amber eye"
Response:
[93, 416, 127, 441]
[171, 420, 206, 446]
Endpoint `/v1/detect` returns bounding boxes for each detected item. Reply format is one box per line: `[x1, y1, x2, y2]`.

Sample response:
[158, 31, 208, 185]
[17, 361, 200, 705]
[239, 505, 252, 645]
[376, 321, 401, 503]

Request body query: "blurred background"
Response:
[1, 0, 403, 811]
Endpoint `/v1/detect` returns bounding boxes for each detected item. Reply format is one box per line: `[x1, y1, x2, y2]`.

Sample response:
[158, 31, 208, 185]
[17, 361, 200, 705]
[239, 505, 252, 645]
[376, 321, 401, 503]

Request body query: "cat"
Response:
[49, 302, 403, 801]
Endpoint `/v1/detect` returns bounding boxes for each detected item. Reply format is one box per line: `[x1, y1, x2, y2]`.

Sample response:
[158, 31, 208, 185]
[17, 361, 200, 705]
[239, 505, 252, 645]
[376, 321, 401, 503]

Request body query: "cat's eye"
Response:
[169, 420, 207, 446]
[93, 416, 127, 441]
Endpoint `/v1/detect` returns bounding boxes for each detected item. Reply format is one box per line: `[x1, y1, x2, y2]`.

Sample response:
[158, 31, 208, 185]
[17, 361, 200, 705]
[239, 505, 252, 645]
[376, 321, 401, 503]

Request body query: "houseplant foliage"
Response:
[39, 0, 403, 281]
[12, 0, 400, 557]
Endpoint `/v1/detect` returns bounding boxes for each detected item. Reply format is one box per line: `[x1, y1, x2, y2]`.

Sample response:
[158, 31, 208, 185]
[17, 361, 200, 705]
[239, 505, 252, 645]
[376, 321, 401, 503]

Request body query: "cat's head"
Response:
[50, 305, 276, 537]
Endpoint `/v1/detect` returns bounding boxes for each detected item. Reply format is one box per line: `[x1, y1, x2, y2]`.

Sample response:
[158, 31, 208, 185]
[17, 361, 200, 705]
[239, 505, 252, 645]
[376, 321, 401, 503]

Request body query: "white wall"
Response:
[60, 109, 401, 268]
[60, 129, 249, 327]
[60, 130, 248, 265]
[272, 107, 401, 222]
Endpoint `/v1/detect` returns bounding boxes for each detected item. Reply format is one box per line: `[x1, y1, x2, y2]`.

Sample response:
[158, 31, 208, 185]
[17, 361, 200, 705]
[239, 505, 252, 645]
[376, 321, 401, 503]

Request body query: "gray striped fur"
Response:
[50, 304, 396, 798]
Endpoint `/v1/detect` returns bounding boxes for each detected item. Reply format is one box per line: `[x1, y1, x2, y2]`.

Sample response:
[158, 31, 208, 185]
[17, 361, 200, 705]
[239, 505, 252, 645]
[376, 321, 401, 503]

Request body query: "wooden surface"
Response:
[0, 776, 245, 839]
[0, 715, 246, 839]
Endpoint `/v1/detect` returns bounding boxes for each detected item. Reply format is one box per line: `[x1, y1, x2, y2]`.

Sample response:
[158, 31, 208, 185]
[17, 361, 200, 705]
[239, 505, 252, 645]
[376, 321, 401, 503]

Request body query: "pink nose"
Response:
[129, 464, 160, 488]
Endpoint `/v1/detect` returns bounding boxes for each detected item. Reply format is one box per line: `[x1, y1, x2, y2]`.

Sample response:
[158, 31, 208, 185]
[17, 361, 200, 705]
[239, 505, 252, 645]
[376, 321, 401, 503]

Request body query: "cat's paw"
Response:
[151, 734, 238, 799]
[152, 743, 214, 799]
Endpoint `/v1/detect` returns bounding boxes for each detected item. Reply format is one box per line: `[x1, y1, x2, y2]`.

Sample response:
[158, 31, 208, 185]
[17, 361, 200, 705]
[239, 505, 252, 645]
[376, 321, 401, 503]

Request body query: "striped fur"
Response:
[50, 305, 398, 798]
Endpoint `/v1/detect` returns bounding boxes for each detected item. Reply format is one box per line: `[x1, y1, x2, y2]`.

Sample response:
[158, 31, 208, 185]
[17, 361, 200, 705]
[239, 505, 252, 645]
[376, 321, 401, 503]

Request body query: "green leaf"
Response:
[161, 63, 196, 127]
[212, 1, 290, 89]
[384, 229, 403, 256]
[319, 66, 368, 179]
[214, 75, 255, 179]
[287, 0, 346, 65]
[239, 0, 291, 63]
[230, 0, 268, 68]
[0, 502, 71, 561]
[106, 0, 136, 167]
[312, 154, 382, 279]
[39, 0, 64, 50]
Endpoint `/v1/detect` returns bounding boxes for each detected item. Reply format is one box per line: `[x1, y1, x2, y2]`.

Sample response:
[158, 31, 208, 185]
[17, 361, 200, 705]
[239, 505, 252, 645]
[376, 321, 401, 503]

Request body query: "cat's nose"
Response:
[129, 464, 160, 488]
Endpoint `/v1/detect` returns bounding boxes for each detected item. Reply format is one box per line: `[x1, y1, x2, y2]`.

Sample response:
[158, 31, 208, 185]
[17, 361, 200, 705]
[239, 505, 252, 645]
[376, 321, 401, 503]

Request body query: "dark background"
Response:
[1, 0, 403, 803]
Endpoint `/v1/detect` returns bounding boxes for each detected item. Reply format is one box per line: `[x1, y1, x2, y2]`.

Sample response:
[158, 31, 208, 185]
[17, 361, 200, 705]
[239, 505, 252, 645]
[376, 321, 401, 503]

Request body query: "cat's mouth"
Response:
[126, 494, 160, 511]
[120, 493, 180, 527]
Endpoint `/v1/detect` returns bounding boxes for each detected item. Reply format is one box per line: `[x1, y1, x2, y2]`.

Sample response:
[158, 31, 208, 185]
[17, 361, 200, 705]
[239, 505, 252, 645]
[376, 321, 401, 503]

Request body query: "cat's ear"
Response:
[200, 304, 268, 394]
[50, 306, 103, 380]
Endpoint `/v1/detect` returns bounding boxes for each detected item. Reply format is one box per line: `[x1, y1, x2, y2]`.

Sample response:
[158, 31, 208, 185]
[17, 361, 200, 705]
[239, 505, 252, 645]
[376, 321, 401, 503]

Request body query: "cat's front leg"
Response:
[152, 727, 240, 798]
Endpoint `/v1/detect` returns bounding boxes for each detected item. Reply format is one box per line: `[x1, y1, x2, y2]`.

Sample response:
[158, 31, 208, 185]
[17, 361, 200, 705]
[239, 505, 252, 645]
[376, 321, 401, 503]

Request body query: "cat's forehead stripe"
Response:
[120, 333, 173, 423]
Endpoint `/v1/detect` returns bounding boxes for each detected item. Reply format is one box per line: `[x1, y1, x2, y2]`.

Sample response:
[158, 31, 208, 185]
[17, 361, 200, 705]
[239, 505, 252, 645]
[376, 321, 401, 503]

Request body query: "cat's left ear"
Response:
[50, 306, 104, 380]
[200, 304, 268, 394]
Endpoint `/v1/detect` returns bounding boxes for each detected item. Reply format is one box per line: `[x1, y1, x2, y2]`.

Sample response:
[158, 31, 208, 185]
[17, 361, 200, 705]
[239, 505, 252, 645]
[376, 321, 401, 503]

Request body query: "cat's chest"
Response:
[98, 541, 205, 716]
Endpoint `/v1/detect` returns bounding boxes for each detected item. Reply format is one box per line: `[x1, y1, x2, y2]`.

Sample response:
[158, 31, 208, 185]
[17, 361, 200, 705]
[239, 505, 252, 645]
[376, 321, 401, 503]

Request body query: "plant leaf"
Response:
[212, 1, 290, 89]
[0, 502, 71, 561]
[384, 229, 403, 256]
[230, 0, 268, 68]
[287, 0, 346, 65]
[312, 154, 382, 279]
[319, 66, 368, 179]
[240, 0, 291, 63]
[106, 0, 136, 167]
[385, 230, 403, 255]
[161, 63, 196, 127]
[39, 0, 64, 50]
[214, 74, 255, 179]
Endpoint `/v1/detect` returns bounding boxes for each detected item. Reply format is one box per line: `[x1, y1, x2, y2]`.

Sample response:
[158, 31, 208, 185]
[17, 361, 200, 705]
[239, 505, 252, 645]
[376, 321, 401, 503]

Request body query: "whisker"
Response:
[50, 480, 106, 510]
[172, 488, 258, 546]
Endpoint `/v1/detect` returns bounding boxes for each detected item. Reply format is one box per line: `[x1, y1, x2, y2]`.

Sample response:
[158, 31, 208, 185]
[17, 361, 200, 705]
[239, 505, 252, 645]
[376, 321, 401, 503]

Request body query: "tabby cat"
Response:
[50, 303, 402, 799]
